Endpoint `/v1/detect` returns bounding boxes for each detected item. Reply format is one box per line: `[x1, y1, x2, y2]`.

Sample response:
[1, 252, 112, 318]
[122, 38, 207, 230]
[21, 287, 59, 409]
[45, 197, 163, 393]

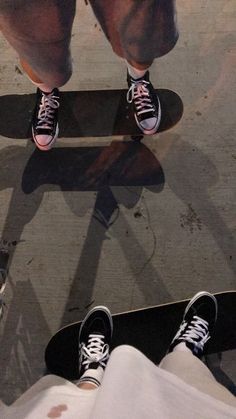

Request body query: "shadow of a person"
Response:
[161, 133, 236, 279]
[21, 140, 170, 324]
[158, 133, 236, 395]
[0, 139, 168, 403]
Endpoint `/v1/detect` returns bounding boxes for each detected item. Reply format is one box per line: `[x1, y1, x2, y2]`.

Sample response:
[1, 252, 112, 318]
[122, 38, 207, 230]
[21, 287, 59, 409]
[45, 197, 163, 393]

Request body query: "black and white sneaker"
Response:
[169, 291, 218, 357]
[32, 88, 60, 151]
[78, 306, 113, 387]
[127, 71, 161, 135]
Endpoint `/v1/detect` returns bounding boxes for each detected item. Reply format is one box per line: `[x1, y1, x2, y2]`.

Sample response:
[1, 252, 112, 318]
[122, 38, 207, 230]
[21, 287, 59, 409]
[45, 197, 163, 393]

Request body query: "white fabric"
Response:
[126, 61, 148, 79]
[160, 351, 236, 407]
[1, 345, 236, 419]
[1, 380, 98, 419]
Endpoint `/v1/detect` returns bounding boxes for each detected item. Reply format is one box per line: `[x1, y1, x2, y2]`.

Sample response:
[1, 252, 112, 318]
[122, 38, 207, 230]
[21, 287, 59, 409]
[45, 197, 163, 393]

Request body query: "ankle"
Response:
[77, 382, 98, 390]
[36, 83, 55, 93]
[173, 342, 192, 354]
[126, 61, 149, 80]
[77, 366, 104, 389]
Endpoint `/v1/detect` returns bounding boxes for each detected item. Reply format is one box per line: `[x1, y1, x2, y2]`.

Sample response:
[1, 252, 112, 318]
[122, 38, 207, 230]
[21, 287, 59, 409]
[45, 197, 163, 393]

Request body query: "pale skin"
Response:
[20, 59, 43, 83]
[20, 59, 152, 85]
[78, 382, 98, 390]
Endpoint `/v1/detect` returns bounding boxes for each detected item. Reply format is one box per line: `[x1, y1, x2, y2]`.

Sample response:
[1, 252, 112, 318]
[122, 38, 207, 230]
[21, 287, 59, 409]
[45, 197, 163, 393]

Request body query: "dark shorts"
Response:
[90, 0, 178, 64]
[0, 0, 178, 86]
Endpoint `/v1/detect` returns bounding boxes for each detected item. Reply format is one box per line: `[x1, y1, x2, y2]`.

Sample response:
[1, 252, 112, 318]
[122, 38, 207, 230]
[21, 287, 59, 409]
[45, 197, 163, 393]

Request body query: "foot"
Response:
[169, 291, 218, 357]
[78, 306, 113, 386]
[127, 71, 161, 135]
[32, 88, 60, 151]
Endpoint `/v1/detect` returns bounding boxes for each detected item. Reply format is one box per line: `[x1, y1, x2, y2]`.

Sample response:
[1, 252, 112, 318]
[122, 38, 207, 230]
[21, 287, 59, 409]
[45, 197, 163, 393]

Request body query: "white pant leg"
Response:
[160, 351, 236, 407]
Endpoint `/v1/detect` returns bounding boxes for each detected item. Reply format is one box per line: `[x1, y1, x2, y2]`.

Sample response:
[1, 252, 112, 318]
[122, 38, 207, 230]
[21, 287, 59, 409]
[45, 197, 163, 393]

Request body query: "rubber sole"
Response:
[32, 123, 59, 151]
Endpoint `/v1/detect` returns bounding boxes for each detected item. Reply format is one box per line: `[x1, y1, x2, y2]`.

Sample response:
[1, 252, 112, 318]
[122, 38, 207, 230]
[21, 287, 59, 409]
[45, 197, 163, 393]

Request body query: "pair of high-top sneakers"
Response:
[77, 292, 217, 386]
[32, 72, 161, 151]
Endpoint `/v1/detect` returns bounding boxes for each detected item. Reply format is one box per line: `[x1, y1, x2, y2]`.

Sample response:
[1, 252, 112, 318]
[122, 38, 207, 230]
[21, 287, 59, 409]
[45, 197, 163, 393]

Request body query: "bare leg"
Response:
[78, 383, 98, 390]
[20, 59, 43, 83]
[20, 58, 56, 94]
[160, 351, 236, 407]
[126, 59, 153, 71]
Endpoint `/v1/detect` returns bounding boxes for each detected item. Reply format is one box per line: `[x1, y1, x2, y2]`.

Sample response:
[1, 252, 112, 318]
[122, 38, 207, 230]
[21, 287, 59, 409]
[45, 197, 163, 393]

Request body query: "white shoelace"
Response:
[127, 80, 155, 116]
[36, 92, 60, 130]
[179, 316, 210, 351]
[80, 334, 109, 370]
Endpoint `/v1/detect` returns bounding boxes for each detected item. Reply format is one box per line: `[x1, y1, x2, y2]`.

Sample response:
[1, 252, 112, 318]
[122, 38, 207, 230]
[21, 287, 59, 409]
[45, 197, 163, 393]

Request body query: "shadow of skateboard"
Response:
[0, 89, 183, 139]
[45, 291, 236, 380]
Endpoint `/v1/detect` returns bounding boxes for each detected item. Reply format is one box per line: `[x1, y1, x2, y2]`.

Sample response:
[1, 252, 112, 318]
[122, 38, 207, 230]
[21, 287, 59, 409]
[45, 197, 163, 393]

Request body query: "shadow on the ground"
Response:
[20, 141, 171, 324]
[0, 277, 50, 403]
[0, 140, 167, 403]
[162, 133, 236, 279]
[0, 133, 235, 401]
[205, 353, 236, 396]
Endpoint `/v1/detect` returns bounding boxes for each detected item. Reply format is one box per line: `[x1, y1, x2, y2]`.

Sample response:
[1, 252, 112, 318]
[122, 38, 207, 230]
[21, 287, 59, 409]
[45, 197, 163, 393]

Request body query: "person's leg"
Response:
[0, 0, 76, 150]
[89, 0, 178, 134]
[160, 291, 236, 406]
[160, 351, 236, 407]
[20, 60, 44, 84]
[76, 305, 113, 390]
[11, 375, 73, 407]
[11, 305, 112, 411]
[0, 0, 76, 87]
[20, 59, 55, 93]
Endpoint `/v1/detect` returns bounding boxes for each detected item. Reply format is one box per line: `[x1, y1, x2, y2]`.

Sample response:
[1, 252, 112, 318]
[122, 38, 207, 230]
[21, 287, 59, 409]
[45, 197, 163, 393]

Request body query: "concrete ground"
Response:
[0, 0, 235, 404]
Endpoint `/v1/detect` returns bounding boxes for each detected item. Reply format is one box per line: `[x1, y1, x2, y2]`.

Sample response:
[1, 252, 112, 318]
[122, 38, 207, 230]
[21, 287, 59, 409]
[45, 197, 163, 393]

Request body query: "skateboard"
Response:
[0, 89, 183, 140]
[45, 291, 236, 381]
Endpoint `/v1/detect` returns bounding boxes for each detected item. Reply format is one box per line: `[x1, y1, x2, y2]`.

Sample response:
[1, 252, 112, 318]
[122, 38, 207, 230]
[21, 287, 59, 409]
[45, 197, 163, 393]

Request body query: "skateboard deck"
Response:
[0, 89, 183, 139]
[45, 291, 236, 381]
